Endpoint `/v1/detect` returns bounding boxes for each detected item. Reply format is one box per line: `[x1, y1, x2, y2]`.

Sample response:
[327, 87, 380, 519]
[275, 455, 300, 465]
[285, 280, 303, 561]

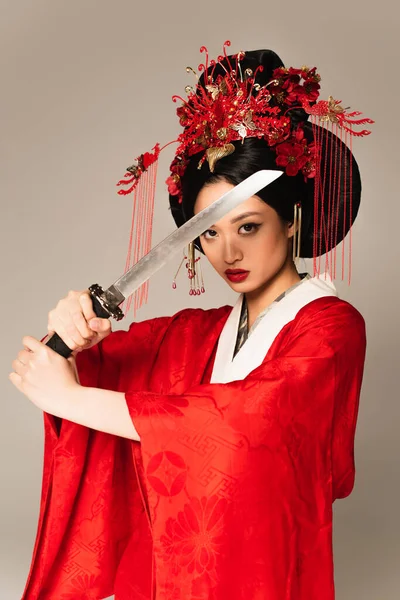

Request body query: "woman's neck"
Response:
[245, 263, 301, 330]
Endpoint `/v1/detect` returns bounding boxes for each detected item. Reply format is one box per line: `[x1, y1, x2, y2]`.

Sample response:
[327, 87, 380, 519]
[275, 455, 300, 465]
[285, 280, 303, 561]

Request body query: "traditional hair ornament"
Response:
[117, 41, 373, 314]
[115, 144, 162, 314]
[165, 43, 373, 204]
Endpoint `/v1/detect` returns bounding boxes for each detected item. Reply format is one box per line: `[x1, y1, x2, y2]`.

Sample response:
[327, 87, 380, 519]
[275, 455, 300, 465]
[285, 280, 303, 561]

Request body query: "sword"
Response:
[46, 169, 281, 357]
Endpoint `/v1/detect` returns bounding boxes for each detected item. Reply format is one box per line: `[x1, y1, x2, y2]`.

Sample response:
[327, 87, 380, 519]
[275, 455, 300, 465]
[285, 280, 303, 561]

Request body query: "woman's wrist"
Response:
[59, 385, 140, 440]
[48, 381, 83, 420]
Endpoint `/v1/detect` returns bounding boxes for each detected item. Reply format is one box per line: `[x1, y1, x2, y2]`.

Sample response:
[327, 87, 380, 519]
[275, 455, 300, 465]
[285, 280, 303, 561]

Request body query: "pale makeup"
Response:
[194, 179, 301, 326]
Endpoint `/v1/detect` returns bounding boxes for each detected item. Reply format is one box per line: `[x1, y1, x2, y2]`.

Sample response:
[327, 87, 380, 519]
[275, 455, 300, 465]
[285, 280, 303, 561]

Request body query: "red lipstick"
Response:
[225, 269, 250, 283]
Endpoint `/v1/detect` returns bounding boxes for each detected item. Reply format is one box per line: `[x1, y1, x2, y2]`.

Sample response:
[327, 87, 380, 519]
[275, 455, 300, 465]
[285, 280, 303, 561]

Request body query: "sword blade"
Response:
[111, 170, 281, 301]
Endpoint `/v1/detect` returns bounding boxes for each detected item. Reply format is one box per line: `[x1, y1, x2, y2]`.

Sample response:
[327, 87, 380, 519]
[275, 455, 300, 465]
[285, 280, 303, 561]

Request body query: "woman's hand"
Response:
[9, 337, 140, 440]
[9, 336, 80, 414]
[47, 289, 111, 352]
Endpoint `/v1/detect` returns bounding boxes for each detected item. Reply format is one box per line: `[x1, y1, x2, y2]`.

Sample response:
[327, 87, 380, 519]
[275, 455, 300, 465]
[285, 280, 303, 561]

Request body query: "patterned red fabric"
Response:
[21, 297, 366, 599]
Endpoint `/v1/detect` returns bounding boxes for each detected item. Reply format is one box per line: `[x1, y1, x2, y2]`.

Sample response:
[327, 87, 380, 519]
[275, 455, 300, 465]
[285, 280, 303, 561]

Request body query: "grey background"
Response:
[1, 0, 399, 598]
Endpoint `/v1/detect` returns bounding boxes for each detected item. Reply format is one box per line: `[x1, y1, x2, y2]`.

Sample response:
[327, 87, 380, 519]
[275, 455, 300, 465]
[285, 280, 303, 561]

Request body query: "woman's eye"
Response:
[202, 229, 217, 239]
[239, 223, 260, 234]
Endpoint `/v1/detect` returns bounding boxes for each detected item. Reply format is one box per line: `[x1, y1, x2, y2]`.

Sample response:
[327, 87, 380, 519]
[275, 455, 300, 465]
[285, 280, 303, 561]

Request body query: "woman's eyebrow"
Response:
[206, 211, 264, 229]
[229, 211, 263, 224]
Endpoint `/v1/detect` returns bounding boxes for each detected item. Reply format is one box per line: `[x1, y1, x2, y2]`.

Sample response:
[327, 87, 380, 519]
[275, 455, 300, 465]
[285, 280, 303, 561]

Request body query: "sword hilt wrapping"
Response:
[45, 284, 124, 358]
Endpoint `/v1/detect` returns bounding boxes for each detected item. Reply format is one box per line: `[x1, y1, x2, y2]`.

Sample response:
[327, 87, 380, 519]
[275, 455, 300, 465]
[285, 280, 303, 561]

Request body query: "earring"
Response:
[190, 245, 205, 296]
[292, 202, 302, 263]
[172, 241, 205, 295]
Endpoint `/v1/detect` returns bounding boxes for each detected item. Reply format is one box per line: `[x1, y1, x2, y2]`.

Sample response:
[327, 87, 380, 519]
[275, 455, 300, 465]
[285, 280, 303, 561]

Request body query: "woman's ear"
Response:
[287, 220, 295, 239]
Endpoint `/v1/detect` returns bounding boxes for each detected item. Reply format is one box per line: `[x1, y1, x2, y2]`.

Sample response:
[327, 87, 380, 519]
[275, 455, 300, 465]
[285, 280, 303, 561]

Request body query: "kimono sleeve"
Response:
[21, 315, 173, 600]
[125, 301, 366, 504]
[330, 318, 366, 500]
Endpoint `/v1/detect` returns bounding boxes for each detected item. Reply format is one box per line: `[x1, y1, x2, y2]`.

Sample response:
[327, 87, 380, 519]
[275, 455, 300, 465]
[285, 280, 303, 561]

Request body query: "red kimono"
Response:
[21, 296, 366, 600]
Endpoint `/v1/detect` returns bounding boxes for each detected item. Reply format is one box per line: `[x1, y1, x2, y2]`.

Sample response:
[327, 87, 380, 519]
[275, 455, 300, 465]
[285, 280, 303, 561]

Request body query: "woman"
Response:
[11, 44, 372, 599]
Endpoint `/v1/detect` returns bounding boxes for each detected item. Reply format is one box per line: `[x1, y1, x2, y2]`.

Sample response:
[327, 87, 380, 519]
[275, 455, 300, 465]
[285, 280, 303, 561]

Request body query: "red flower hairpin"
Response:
[117, 41, 373, 204]
[162, 42, 373, 202]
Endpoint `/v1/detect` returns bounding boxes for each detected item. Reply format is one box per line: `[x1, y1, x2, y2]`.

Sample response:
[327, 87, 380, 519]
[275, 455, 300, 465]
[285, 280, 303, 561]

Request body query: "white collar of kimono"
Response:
[211, 272, 338, 384]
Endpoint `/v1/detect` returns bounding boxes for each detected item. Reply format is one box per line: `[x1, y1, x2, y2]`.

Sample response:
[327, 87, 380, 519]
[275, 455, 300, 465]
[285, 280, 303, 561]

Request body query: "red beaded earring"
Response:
[172, 241, 205, 295]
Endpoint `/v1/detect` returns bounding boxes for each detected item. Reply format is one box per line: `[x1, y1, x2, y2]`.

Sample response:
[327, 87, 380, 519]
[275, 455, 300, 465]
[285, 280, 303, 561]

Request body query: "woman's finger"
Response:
[17, 349, 31, 365]
[88, 318, 111, 336]
[80, 292, 112, 337]
[12, 357, 28, 377]
[22, 336, 45, 353]
[79, 292, 97, 321]
[52, 312, 89, 349]
[9, 371, 23, 391]
[47, 318, 80, 350]
[70, 309, 96, 341]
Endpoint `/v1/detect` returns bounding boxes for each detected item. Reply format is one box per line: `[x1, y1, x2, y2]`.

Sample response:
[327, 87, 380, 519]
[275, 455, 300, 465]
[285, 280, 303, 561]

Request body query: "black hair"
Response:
[169, 49, 361, 258]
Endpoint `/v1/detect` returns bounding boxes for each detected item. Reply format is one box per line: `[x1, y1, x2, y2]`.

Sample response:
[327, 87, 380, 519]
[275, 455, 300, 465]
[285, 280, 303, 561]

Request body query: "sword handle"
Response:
[45, 284, 124, 358]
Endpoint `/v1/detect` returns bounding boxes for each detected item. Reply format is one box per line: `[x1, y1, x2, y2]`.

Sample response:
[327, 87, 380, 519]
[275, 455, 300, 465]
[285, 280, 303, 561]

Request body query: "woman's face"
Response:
[194, 180, 294, 294]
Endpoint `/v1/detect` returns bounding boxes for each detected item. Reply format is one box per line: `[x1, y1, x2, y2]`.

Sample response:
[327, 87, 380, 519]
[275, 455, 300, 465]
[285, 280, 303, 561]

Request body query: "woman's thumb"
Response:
[90, 318, 111, 334]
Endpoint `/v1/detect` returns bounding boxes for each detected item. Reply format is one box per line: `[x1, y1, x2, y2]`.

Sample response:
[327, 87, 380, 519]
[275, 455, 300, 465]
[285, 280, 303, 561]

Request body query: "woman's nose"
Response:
[223, 239, 243, 265]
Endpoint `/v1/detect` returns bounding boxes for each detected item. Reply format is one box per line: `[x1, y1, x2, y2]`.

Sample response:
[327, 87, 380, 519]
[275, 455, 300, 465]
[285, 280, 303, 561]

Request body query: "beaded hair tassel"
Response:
[307, 98, 373, 283]
[116, 144, 160, 316]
